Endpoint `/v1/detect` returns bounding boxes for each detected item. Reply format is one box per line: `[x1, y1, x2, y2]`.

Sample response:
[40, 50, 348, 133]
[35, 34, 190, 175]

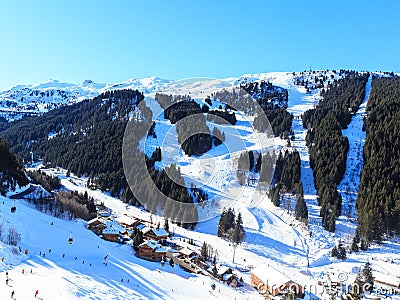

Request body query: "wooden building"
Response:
[87, 218, 107, 235]
[142, 227, 169, 242]
[251, 264, 304, 298]
[102, 227, 120, 242]
[136, 240, 167, 262]
[116, 215, 142, 229]
[101, 220, 129, 243]
[166, 249, 201, 273]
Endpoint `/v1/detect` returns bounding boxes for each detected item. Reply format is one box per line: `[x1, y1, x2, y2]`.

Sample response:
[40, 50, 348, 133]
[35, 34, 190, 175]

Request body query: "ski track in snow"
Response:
[273, 75, 336, 263]
[2, 72, 400, 299]
[336, 75, 372, 235]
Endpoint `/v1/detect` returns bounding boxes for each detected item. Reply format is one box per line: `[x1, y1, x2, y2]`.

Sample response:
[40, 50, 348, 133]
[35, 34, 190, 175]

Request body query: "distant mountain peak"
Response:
[82, 79, 94, 85]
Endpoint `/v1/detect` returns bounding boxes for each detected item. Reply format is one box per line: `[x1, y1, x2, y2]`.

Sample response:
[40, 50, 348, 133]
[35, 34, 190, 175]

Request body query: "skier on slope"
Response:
[35, 290, 39, 297]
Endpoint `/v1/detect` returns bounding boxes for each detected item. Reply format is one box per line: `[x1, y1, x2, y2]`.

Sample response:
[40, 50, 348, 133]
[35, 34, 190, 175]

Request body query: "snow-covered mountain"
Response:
[1, 71, 400, 299]
[0, 76, 173, 121]
[0, 71, 340, 122]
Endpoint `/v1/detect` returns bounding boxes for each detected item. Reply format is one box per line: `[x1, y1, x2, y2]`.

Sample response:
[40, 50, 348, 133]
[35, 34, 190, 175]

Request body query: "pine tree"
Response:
[212, 264, 218, 276]
[360, 239, 368, 251]
[200, 242, 208, 262]
[295, 195, 308, 223]
[132, 229, 144, 248]
[164, 218, 169, 232]
[351, 237, 359, 253]
[233, 212, 244, 243]
[236, 212, 243, 231]
[232, 223, 241, 245]
[269, 185, 281, 207]
[361, 262, 374, 291]
[217, 210, 227, 237]
[337, 242, 346, 260]
[331, 245, 339, 258]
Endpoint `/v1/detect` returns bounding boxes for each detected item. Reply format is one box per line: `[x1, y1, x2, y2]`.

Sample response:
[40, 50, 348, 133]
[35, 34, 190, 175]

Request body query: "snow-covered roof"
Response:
[140, 240, 159, 249]
[115, 215, 138, 226]
[223, 273, 233, 281]
[179, 247, 196, 257]
[97, 210, 111, 217]
[139, 240, 167, 253]
[217, 264, 231, 276]
[102, 220, 127, 234]
[152, 228, 168, 237]
[141, 227, 168, 237]
[252, 264, 291, 286]
[142, 226, 152, 234]
[87, 217, 106, 225]
[102, 227, 119, 234]
[155, 247, 168, 253]
[136, 223, 146, 230]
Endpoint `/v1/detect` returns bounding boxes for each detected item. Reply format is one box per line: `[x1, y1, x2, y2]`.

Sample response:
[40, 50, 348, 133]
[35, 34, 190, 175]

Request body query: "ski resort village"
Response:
[0, 70, 400, 300]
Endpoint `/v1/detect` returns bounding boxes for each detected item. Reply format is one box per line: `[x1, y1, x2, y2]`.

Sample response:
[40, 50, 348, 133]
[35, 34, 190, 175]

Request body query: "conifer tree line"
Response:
[268, 149, 308, 223]
[294, 69, 349, 92]
[217, 208, 245, 244]
[145, 157, 200, 229]
[240, 81, 293, 138]
[0, 137, 29, 195]
[200, 241, 219, 264]
[163, 98, 207, 124]
[302, 72, 369, 232]
[212, 126, 225, 146]
[208, 81, 292, 138]
[356, 76, 400, 243]
[160, 97, 231, 156]
[0, 89, 204, 229]
[240, 80, 288, 108]
[206, 109, 237, 125]
[268, 149, 301, 205]
[236, 150, 274, 187]
[235, 148, 307, 223]
[0, 89, 146, 197]
[176, 115, 212, 156]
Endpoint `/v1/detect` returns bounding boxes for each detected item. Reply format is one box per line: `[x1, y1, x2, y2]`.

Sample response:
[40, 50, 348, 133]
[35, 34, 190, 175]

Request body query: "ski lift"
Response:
[68, 232, 73, 244]
[11, 200, 16, 213]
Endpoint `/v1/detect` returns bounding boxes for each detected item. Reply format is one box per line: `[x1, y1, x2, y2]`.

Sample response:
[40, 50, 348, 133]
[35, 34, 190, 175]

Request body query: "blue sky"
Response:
[0, 0, 399, 91]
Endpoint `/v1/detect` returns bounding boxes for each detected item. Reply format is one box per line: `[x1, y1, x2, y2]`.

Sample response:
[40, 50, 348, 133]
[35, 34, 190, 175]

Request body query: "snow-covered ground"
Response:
[336, 75, 372, 234]
[0, 190, 262, 299]
[0, 76, 172, 121]
[2, 71, 400, 299]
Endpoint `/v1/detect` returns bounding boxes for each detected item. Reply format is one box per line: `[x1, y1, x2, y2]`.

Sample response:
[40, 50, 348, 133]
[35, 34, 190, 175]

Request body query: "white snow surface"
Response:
[2, 71, 400, 299]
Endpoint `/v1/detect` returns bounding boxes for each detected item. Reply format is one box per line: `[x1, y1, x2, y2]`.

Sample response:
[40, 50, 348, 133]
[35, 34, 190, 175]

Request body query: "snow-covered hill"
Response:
[0, 76, 172, 121]
[0, 71, 341, 121]
[2, 71, 400, 299]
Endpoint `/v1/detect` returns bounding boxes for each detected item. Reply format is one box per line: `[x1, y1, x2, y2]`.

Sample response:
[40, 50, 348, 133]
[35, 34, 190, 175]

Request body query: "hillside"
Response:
[0, 77, 172, 122]
[0, 138, 29, 195]
[1, 71, 400, 299]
